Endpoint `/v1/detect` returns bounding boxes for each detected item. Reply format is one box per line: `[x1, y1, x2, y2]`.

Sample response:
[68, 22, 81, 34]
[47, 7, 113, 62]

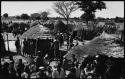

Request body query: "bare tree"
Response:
[53, 1, 78, 24]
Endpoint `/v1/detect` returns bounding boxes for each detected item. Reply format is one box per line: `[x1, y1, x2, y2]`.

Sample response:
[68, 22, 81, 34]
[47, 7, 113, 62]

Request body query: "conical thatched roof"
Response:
[21, 24, 54, 39]
[64, 31, 124, 63]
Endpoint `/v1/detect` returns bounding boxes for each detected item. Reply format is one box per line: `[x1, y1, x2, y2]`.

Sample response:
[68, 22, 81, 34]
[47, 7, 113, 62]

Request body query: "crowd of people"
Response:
[1, 52, 124, 79]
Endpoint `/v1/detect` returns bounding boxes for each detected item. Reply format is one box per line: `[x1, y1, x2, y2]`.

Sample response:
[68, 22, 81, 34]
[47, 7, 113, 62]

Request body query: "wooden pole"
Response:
[6, 33, 10, 51]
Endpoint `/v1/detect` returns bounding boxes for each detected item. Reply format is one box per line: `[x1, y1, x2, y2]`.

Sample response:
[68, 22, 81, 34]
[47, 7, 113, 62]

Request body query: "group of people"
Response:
[1, 22, 124, 79]
[0, 52, 79, 79]
[15, 32, 74, 59]
[1, 56, 24, 79]
[1, 52, 124, 79]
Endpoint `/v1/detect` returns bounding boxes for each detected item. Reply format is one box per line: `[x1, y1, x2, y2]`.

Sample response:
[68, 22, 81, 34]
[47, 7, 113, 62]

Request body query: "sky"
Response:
[1, 1, 124, 18]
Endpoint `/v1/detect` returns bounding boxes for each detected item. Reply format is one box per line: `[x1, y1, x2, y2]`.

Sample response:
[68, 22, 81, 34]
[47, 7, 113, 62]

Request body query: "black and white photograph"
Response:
[1, 1, 124, 79]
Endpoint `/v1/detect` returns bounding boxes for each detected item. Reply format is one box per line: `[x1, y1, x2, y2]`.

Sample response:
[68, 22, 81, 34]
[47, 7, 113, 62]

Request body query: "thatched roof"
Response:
[21, 24, 54, 39]
[30, 21, 40, 27]
[64, 31, 124, 63]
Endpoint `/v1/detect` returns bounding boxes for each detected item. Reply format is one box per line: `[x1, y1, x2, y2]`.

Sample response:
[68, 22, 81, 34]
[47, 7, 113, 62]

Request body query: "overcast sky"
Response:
[1, 1, 124, 18]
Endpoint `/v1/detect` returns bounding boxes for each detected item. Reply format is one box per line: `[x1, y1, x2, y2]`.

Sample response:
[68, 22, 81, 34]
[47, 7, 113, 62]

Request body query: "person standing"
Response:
[23, 38, 28, 56]
[29, 40, 34, 57]
[0, 33, 5, 57]
[75, 63, 81, 79]
[15, 37, 21, 54]
[58, 34, 64, 47]
[52, 38, 60, 59]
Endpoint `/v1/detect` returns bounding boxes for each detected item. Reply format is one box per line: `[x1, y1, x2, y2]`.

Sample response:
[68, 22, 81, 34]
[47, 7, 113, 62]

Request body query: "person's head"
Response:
[17, 37, 19, 40]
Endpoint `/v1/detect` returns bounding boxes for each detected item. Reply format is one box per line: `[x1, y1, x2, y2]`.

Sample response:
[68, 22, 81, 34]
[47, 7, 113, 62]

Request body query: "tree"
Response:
[54, 20, 66, 33]
[15, 15, 21, 19]
[20, 13, 30, 19]
[9, 23, 20, 36]
[1, 22, 9, 33]
[53, 1, 78, 24]
[97, 17, 105, 21]
[115, 16, 124, 23]
[3, 13, 8, 18]
[77, 1, 106, 25]
[80, 12, 95, 22]
[31, 13, 41, 20]
[40, 11, 49, 21]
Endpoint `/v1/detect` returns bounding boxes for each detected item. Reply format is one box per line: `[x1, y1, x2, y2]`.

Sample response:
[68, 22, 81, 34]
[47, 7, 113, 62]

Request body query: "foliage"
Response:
[1, 22, 9, 33]
[54, 20, 66, 33]
[20, 13, 30, 20]
[15, 15, 21, 19]
[80, 13, 95, 21]
[4, 22, 30, 36]
[97, 17, 105, 21]
[53, 1, 78, 24]
[76, 1, 106, 24]
[76, 1, 106, 13]
[40, 11, 49, 21]
[114, 16, 124, 23]
[30, 13, 41, 20]
[65, 24, 74, 33]
[3, 13, 8, 18]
